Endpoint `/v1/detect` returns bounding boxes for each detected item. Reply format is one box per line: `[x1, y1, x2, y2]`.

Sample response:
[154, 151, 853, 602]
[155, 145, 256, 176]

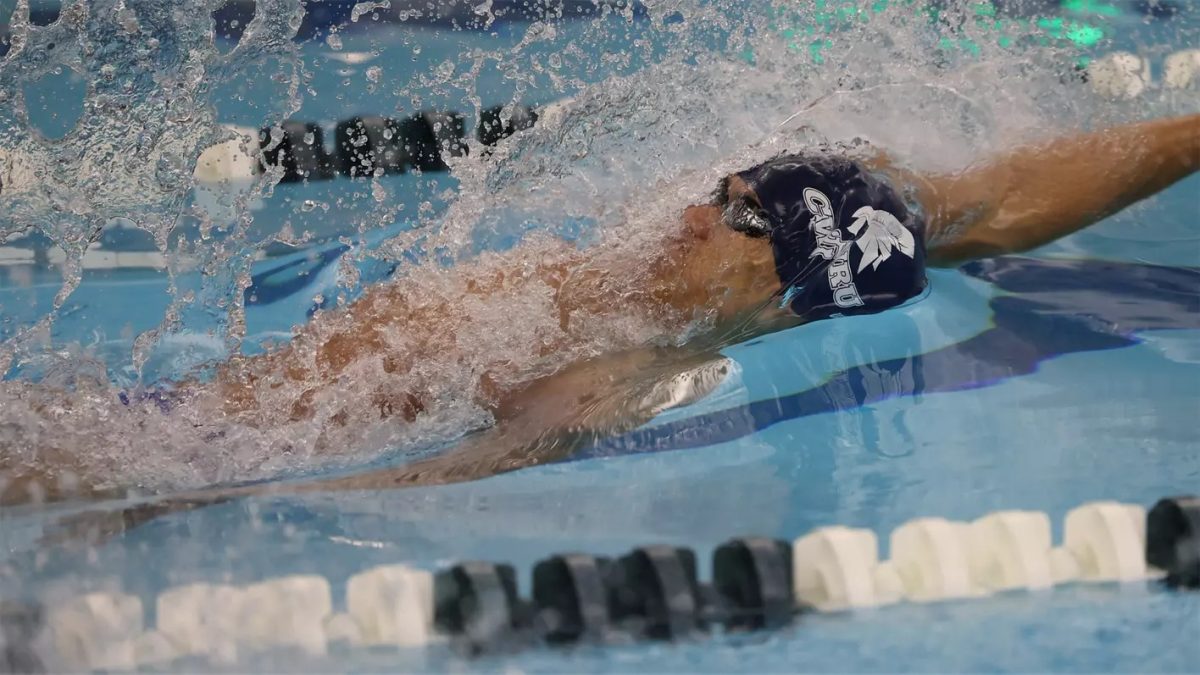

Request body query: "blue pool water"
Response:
[3, 207, 1198, 670]
[2, 1, 1199, 671]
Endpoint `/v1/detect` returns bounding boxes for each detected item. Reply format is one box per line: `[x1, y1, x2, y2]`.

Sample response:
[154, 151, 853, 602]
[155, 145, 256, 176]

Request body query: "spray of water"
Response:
[0, 0, 1195, 500]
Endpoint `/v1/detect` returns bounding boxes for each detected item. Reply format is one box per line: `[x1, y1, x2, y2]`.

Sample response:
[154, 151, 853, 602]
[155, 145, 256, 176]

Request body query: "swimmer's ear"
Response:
[682, 205, 718, 241]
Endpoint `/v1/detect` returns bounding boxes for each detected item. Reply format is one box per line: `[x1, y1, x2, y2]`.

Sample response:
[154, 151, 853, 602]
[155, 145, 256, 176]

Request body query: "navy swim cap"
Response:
[729, 155, 928, 322]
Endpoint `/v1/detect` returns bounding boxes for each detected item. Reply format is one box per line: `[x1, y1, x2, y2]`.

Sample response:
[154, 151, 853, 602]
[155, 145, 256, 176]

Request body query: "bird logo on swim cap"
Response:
[848, 206, 916, 273]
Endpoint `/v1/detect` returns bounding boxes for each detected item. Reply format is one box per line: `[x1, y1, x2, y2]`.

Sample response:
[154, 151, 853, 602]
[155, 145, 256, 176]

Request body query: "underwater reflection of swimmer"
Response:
[1, 113, 1198, 506]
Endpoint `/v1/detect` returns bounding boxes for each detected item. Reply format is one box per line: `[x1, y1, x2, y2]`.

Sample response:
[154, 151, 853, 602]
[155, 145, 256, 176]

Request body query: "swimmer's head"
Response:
[716, 154, 858, 237]
[713, 154, 928, 321]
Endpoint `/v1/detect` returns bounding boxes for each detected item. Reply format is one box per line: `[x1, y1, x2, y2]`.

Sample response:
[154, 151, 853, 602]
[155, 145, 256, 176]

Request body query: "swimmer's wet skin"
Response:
[1, 114, 1198, 506]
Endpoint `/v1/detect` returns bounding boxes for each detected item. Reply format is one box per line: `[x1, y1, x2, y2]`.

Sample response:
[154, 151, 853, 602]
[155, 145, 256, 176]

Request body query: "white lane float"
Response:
[792, 525, 902, 610]
[1163, 49, 1200, 90]
[346, 565, 435, 647]
[1086, 52, 1152, 99]
[44, 591, 143, 672]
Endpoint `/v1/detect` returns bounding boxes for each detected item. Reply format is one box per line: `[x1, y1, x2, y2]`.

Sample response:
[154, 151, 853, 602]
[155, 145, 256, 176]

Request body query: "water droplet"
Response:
[118, 10, 140, 34]
[326, 33, 343, 50]
[366, 65, 382, 83]
[155, 154, 187, 190]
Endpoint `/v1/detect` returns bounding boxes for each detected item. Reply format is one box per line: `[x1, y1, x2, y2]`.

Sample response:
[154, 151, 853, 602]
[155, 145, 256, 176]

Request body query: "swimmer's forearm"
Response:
[240, 346, 722, 493]
[920, 114, 1200, 265]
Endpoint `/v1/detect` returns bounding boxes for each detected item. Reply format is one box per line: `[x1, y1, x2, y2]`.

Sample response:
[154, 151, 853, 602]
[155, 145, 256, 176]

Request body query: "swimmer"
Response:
[2, 113, 1198, 506]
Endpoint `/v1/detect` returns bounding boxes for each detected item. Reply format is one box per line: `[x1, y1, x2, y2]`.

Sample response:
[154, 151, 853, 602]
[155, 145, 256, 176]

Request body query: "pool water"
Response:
[2, 1, 1199, 671]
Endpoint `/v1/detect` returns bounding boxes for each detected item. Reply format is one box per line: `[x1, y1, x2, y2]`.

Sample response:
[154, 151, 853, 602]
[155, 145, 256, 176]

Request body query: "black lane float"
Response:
[1147, 496, 1200, 589]
[260, 104, 537, 183]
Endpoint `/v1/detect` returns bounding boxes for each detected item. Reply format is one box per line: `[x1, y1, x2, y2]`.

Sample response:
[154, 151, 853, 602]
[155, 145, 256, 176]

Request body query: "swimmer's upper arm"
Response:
[878, 114, 1200, 267]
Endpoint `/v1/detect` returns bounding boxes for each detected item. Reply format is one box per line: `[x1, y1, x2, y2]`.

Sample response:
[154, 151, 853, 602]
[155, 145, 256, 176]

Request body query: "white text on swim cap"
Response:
[804, 187, 865, 309]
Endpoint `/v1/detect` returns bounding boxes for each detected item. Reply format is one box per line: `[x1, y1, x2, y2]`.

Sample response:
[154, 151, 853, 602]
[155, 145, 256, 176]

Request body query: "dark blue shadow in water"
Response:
[243, 244, 349, 308]
[573, 257, 1200, 459]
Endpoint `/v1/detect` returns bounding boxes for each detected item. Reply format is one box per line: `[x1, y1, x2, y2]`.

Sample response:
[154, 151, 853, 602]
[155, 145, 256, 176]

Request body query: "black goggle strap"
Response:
[715, 172, 774, 239]
[720, 199, 773, 238]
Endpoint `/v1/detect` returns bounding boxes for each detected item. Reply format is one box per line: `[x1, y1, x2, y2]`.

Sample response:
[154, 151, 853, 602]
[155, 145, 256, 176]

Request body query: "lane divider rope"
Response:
[200, 104, 540, 187]
[1, 496, 1195, 671]
[4, 49, 1198, 202]
[187, 46, 1200, 189]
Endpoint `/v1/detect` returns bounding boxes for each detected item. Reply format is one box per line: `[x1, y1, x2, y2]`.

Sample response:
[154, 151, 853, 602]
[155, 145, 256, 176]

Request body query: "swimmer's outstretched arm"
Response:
[42, 346, 729, 543]
[903, 113, 1200, 265]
